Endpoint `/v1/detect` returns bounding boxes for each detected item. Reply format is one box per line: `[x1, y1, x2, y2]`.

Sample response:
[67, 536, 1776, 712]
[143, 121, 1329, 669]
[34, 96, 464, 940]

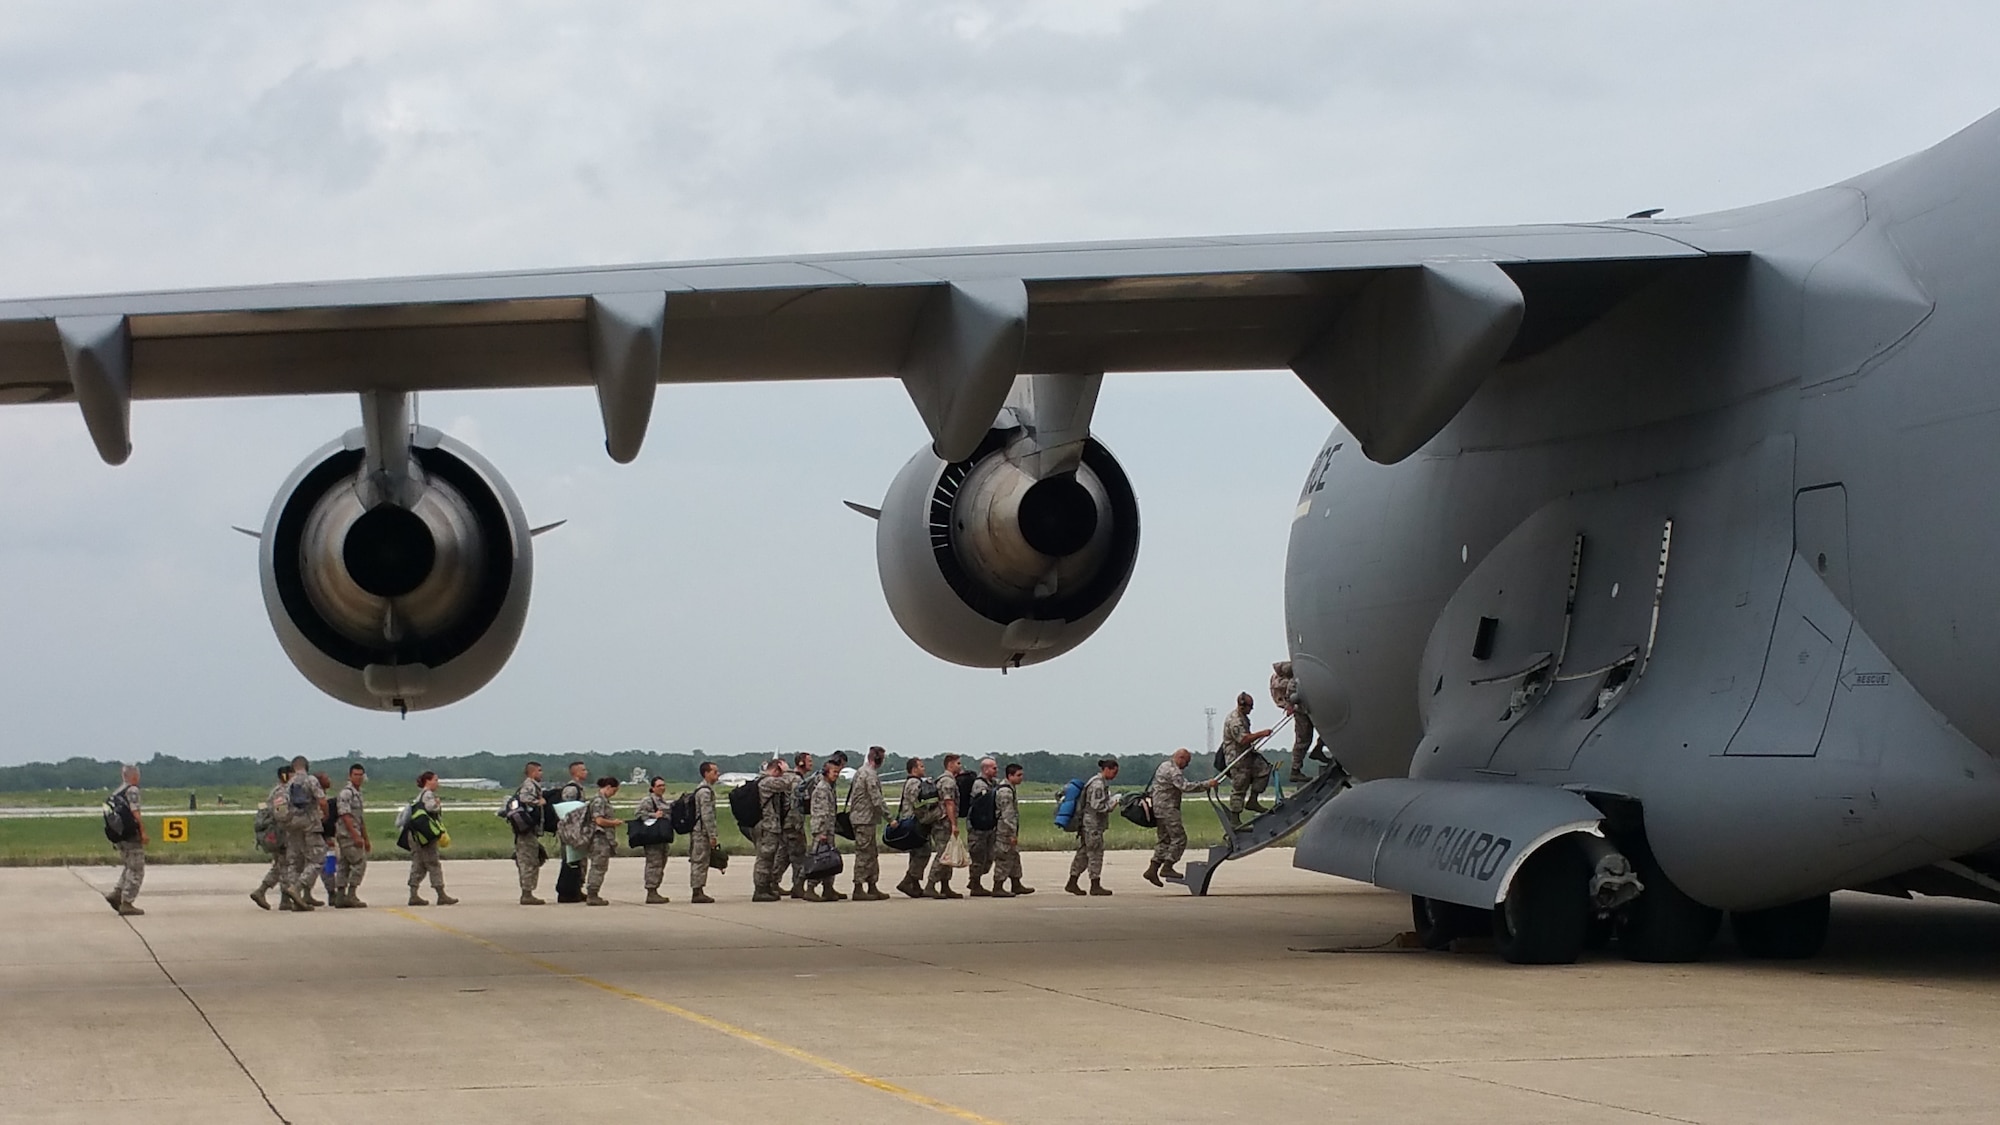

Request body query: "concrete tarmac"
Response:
[10, 849, 2000, 1124]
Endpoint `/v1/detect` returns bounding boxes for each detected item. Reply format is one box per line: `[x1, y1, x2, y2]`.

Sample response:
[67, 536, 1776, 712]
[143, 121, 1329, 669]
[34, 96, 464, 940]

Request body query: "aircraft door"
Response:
[1724, 486, 1853, 757]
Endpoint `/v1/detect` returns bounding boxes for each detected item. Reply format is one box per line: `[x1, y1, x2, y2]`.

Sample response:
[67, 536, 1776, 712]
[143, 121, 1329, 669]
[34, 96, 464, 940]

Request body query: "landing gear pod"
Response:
[259, 426, 533, 711]
[874, 427, 1139, 669]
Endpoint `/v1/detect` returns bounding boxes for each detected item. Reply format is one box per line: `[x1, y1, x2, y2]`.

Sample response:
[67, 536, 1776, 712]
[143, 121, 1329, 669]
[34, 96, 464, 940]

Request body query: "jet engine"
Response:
[875, 425, 1139, 668]
[258, 425, 534, 711]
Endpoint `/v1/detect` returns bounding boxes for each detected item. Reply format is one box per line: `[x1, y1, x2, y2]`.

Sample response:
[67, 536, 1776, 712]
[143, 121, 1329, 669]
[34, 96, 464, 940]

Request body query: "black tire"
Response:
[1731, 894, 1831, 960]
[1492, 841, 1589, 965]
[1412, 895, 1489, 951]
[1617, 842, 1721, 963]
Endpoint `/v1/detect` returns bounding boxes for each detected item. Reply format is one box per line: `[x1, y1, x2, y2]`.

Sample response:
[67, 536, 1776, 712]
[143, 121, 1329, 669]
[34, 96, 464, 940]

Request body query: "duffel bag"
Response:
[881, 815, 925, 852]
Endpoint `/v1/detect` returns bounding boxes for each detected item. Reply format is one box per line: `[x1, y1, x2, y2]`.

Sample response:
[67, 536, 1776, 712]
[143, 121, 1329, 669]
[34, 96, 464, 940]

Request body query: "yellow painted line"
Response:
[388, 908, 1007, 1125]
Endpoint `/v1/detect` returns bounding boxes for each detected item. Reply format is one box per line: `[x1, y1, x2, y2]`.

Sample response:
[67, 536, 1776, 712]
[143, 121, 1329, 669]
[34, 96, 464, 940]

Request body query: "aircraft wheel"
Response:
[1412, 895, 1489, 951]
[1617, 843, 1721, 963]
[1491, 841, 1588, 965]
[1731, 893, 1831, 959]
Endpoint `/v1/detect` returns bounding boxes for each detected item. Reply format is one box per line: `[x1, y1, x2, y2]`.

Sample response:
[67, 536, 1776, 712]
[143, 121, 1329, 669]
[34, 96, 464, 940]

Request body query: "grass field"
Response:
[0, 797, 1242, 866]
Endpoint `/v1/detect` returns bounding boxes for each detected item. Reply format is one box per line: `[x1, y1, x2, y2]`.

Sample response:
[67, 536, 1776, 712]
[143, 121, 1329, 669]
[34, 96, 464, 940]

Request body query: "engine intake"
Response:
[259, 426, 533, 711]
[876, 426, 1139, 668]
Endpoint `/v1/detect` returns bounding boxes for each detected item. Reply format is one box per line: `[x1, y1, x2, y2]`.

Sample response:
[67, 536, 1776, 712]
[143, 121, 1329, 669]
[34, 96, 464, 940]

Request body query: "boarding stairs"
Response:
[1172, 731, 1351, 897]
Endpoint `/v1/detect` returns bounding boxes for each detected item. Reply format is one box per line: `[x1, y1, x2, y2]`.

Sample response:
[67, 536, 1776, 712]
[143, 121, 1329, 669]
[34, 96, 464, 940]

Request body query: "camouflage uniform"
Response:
[513, 776, 545, 896]
[1271, 661, 1316, 777]
[255, 779, 290, 899]
[333, 781, 368, 902]
[806, 776, 839, 897]
[992, 781, 1024, 885]
[689, 782, 718, 893]
[922, 774, 959, 893]
[847, 762, 888, 892]
[635, 791, 671, 893]
[751, 773, 793, 897]
[897, 775, 934, 891]
[967, 775, 996, 884]
[109, 782, 145, 907]
[1067, 775, 1114, 882]
[785, 770, 813, 891]
[282, 773, 329, 900]
[1149, 759, 1205, 868]
[583, 792, 617, 897]
[1222, 706, 1270, 821]
[406, 788, 447, 895]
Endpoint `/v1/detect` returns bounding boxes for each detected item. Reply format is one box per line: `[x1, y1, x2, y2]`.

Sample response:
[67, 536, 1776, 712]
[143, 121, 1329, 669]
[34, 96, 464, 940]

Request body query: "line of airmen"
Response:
[248, 756, 457, 912]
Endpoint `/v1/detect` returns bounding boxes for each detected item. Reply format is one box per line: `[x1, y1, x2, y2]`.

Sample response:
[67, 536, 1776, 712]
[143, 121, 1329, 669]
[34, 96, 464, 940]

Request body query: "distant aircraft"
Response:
[716, 773, 758, 789]
[9, 108, 2000, 964]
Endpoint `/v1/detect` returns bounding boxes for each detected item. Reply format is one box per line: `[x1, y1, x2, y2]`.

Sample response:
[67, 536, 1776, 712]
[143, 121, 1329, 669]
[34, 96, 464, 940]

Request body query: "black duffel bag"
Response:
[627, 816, 674, 849]
[881, 815, 925, 852]
[1119, 791, 1156, 829]
[801, 841, 843, 879]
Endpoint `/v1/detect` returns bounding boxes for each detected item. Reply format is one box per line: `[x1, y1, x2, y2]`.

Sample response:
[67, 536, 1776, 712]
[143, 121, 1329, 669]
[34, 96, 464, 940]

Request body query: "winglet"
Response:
[529, 520, 568, 537]
[842, 501, 882, 521]
[230, 526, 262, 540]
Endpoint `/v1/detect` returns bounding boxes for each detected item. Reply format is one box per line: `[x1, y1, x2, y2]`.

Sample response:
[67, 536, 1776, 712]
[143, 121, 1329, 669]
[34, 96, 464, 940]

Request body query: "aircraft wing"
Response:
[0, 221, 1729, 464]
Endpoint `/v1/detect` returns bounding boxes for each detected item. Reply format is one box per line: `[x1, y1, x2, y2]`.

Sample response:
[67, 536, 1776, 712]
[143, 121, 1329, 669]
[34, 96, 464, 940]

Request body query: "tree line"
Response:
[0, 749, 1172, 793]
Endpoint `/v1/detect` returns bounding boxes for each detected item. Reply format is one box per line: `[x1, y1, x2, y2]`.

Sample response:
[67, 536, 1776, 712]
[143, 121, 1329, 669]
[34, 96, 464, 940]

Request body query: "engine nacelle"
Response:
[259, 425, 533, 711]
[877, 427, 1139, 668]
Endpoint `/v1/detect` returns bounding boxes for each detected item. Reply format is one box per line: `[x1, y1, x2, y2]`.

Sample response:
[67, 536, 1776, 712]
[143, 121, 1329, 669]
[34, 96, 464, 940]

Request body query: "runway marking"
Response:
[387, 909, 1008, 1125]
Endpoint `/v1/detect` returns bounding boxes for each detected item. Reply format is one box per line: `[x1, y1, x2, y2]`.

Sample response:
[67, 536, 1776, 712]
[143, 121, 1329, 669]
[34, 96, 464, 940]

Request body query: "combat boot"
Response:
[520, 893, 547, 905]
[938, 878, 963, 900]
[1010, 878, 1036, 896]
[1089, 880, 1113, 897]
[1160, 864, 1183, 881]
[690, 889, 715, 904]
[285, 887, 315, 912]
[1143, 861, 1163, 887]
[348, 894, 370, 909]
[585, 894, 609, 906]
[645, 889, 669, 904]
[250, 889, 271, 911]
[789, 882, 807, 900]
[752, 888, 780, 903]
[305, 888, 324, 907]
[278, 895, 298, 912]
[434, 891, 458, 906]
[825, 886, 848, 901]
[968, 876, 991, 897]
[408, 889, 429, 907]
[1288, 770, 1310, 784]
[896, 876, 923, 899]
[116, 902, 145, 916]
[1065, 875, 1085, 896]
[103, 890, 120, 912]
[990, 882, 1015, 899]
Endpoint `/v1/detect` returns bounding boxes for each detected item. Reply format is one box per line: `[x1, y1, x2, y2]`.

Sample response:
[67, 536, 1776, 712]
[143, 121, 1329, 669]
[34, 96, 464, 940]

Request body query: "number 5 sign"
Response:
[161, 817, 189, 843]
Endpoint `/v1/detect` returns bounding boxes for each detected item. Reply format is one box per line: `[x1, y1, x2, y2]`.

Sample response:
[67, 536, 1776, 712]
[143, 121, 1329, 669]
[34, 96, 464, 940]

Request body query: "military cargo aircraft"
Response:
[7, 108, 2000, 964]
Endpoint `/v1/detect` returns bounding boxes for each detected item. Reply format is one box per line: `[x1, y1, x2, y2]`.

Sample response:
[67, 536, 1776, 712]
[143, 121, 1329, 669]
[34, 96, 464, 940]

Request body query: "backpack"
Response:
[101, 789, 138, 844]
[954, 772, 976, 818]
[968, 784, 999, 832]
[791, 774, 818, 818]
[1053, 778, 1086, 832]
[402, 800, 444, 849]
[1119, 791, 1156, 829]
[498, 794, 539, 834]
[252, 804, 281, 853]
[627, 814, 674, 849]
[287, 777, 314, 815]
[668, 790, 699, 834]
[555, 804, 594, 851]
[728, 782, 763, 838]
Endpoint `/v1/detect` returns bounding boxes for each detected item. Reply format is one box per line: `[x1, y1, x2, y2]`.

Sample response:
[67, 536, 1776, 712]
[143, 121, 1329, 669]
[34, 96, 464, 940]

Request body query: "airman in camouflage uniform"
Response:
[332, 764, 371, 908]
[966, 758, 999, 896]
[895, 758, 935, 898]
[582, 778, 623, 906]
[635, 777, 672, 904]
[106, 765, 147, 916]
[251, 765, 292, 911]
[1221, 693, 1274, 827]
[405, 772, 456, 906]
[1065, 759, 1118, 897]
[847, 747, 890, 901]
[784, 752, 815, 899]
[1145, 748, 1217, 886]
[923, 754, 964, 900]
[514, 762, 548, 905]
[751, 760, 794, 902]
[280, 757, 329, 911]
[806, 760, 844, 902]
[991, 763, 1032, 896]
[689, 763, 720, 904]
[1272, 660, 1317, 783]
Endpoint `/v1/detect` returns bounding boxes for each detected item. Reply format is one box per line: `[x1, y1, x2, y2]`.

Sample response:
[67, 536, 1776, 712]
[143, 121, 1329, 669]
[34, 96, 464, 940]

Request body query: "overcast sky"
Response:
[3, 2, 1999, 769]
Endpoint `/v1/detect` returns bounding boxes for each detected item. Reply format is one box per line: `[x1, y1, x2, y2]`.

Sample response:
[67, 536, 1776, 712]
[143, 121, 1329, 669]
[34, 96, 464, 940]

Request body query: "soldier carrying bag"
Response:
[728, 782, 762, 839]
[801, 840, 843, 879]
[1119, 791, 1156, 829]
[667, 790, 699, 835]
[882, 815, 924, 851]
[627, 814, 674, 849]
[835, 783, 856, 841]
